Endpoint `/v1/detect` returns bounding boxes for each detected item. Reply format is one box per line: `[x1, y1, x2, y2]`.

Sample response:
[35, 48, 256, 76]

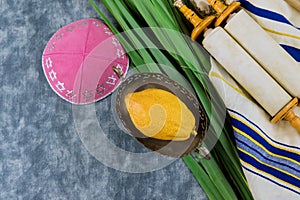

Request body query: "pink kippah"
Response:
[42, 19, 129, 104]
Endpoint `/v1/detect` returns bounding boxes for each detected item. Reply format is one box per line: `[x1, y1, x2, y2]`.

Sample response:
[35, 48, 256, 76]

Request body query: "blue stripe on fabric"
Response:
[234, 134, 300, 177]
[238, 0, 300, 29]
[242, 164, 300, 195]
[238, 150, 300, 188]
[280, 44, 300, 62]
[228, 109, 300, 151]
[230, 117, 300, 162]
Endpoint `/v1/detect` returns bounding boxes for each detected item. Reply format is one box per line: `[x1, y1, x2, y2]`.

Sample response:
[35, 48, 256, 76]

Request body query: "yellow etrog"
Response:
[125, 88, 196, 141]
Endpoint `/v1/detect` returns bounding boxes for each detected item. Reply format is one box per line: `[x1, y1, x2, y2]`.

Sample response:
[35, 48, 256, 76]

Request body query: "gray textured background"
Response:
[0, 0, 207, 199]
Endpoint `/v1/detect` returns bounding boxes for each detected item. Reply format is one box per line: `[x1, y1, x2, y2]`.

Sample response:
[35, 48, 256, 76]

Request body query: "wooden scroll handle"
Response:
[284, 109, 300, 133]
[206, 0, 241, 27]
[174, 0, 215, 40]
[285, 0, 300, 11]
[271, 97, 300, 133]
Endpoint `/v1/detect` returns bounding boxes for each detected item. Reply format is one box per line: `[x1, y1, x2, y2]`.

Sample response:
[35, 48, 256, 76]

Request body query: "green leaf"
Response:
[194, 152, 238, 200]
[89, 1, 254, 199]
[183, 155, 223, 200]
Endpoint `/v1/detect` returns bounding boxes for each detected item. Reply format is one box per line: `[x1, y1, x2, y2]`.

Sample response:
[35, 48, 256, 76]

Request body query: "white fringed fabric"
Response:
[207, 0, 300, 199]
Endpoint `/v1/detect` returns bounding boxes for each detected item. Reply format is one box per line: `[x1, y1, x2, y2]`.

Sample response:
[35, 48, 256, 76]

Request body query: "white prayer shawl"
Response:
[207, 0, 300, 199]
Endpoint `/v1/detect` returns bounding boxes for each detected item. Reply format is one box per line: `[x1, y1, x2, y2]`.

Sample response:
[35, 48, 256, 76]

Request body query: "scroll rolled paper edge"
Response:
[271, 97, 298, 123]
[271, 97, 300, 134]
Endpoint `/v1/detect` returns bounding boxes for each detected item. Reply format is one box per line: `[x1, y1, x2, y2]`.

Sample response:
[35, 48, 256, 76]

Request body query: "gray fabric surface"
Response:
[0, 0, 207, 199]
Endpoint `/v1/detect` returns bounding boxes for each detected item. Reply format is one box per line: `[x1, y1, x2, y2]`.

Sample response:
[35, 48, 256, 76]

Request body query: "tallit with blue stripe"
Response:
[209, 0, 300, 199]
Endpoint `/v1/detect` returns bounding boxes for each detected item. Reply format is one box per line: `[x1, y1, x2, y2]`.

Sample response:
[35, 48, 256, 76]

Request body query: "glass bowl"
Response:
[115, 72, 208, 158]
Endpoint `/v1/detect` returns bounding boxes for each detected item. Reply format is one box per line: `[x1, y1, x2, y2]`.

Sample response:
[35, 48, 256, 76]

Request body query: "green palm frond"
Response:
[88, 0, 254, 199]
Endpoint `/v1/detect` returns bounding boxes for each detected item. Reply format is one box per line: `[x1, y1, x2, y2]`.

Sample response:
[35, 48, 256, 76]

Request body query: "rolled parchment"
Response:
[203, 27, 300, 132]
[203, 27, 291, 117]
[224, 9, 300, 98]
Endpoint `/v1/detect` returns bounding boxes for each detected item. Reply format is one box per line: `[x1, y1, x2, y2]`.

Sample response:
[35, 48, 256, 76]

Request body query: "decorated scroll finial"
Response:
[174, 0, 184, 7]
[207, 0, 240, 27]
[174, 0, 215, 40]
